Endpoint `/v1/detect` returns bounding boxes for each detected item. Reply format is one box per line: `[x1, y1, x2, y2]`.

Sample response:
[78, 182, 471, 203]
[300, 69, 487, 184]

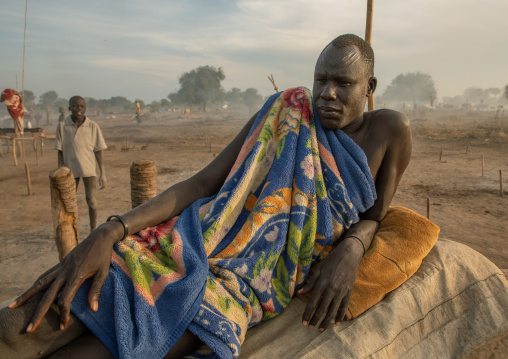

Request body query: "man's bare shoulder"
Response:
[364, 108, 411, 145]
[367, 108, 410, 132]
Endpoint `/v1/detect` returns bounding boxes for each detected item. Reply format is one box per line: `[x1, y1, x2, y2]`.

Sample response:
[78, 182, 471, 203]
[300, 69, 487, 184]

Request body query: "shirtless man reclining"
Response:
[0, 34, 412, 359]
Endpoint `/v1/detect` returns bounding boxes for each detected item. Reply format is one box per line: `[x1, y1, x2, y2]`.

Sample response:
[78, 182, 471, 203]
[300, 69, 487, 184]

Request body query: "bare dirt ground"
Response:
[0, 109, 506, 356]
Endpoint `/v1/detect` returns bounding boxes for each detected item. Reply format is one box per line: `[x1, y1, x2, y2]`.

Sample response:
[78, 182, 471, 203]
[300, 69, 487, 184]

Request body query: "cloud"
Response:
[1, 0, 507, 101]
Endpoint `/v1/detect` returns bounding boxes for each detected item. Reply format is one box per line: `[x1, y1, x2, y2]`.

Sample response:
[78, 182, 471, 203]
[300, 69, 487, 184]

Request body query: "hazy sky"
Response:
[1, 0, 506, 103]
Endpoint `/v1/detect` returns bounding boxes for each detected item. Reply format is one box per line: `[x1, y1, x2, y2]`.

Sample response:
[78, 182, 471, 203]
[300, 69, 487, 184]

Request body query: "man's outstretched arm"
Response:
[9, 113, 259, 334]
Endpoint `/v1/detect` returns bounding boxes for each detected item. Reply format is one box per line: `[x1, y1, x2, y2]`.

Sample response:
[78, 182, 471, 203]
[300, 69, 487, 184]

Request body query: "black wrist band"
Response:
[107, 215, 129, 240]
[347, 235, 366, 257]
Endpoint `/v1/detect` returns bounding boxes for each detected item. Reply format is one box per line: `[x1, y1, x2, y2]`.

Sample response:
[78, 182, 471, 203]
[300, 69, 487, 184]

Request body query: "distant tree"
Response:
[85, 97, 99, 116]
[160, 98, 171, 110]
[504, 84, 508, 101]
[485, 87, 501, 97]
[108, 96, 133, 111]
[22, 90, 36, 120]
[462, 87, 503, 106]
[242, 88, 263, 113]
[226, 87, 243, 108]
[149, 100, 161, 113]
[39, 90, 58, 124]
[22, 90, 36, 108]
[463, 87, 485, 104]
[381, 72, 437, 106]
[55, 98, 68, 109]
[169, 65, 225, 112]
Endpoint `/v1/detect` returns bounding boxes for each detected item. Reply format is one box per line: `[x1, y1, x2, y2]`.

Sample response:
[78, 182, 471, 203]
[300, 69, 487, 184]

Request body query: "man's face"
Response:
[313, 45, 371, 131]
[69, 98, 86, 122]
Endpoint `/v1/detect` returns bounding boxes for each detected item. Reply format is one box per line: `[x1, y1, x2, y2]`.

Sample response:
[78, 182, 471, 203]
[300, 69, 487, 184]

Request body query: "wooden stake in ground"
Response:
[131, 160, 157, 208]
[365, 0, 375, 111]
[35, 143, 39, 165]
[49, 166, 79, 261]
[13, 138, 18, 166]
[24, 161, 32, 195]
[439, 150, 443, 162]
[427, 198, 430, 219]
[500, 170, 504, 197]
[482, 155, 485, 177]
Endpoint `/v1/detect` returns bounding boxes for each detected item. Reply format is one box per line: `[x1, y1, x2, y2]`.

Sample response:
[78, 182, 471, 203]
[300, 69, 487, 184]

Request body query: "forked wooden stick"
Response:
[268, 74, 278, 93]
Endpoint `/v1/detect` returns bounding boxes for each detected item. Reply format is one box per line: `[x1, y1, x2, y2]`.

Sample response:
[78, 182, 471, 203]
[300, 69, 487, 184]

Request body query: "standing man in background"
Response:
[55, 95, 107, 232]
[58, 106, 66, 122]
[135, 99, 141, 123]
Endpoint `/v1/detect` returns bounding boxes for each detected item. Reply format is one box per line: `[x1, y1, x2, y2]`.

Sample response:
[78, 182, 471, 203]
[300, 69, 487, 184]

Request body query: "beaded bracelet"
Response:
[347, 235, 366, 257]
[106, 215, 129, 240]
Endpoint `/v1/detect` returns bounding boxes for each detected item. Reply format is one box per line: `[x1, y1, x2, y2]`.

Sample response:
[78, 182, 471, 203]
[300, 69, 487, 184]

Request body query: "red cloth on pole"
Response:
[1, 88, 26, 134]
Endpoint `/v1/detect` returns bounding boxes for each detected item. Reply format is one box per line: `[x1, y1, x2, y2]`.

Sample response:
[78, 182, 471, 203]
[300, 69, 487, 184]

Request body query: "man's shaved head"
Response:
[326, 34, 374, 77]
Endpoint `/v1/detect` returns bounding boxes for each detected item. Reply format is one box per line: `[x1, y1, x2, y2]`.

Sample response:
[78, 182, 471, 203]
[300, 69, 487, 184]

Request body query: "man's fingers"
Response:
[320, 296, 342, 331]
[335, 291, 352, 324]
[26, 279, 65, 332]
[88, 268, 109, 312]
[9, 266, 59, 308]
[308, 291, 334, 328]
[301, 290, 321, 325]
[57, 278, 87, 330]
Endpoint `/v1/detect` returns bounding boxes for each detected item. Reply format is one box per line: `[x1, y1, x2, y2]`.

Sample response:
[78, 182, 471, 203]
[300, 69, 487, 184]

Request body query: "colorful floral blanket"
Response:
[1, 89, 26, 134]
[70, 87, 376, 359]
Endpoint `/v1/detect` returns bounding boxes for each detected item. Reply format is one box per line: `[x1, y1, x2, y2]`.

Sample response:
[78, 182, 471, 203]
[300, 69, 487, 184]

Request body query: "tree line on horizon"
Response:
[2, 67, 507, 122]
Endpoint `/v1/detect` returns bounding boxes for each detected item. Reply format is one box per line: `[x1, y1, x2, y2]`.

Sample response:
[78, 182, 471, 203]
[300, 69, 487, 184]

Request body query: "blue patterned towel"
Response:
[70, 87, 376, 359]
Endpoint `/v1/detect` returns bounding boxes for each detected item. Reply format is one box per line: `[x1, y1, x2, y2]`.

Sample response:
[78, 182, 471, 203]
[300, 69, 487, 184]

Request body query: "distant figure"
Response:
[46, 105, 51, 125]
[34, 113, 42, 128]
[135, 99, 141, 123]
[58, 106, 66, 122]
[55, 96, 107, 231]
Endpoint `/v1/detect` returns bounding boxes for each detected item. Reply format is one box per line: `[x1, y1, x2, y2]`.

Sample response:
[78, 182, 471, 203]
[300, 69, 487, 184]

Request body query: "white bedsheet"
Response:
[240, 239, 508, 358]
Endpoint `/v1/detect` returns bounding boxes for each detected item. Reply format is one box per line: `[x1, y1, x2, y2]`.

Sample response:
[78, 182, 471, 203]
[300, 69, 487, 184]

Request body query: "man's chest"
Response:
[349, 131, 387, 181]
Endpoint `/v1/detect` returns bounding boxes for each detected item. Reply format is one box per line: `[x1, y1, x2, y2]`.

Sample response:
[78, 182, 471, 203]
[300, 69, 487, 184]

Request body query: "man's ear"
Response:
[367, 77, 377, 96]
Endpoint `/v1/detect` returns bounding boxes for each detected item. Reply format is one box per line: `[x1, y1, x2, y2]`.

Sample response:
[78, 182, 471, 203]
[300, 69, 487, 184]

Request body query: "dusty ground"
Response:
[0, 109, 506, 356]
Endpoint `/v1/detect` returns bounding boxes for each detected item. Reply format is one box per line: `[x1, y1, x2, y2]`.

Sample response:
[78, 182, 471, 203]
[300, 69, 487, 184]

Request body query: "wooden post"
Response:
[427, 198, 430, 219]
[13, 138, 18, 166]
[466, 145, 469, 154]
[24, 162, 32, 195]
[501, 170, 504, 197]
[481, 155, 485, 177]
[49, 167, 79, 261]
[21, 133, 26, 158]
[130, 160, 157, 208]
[365, 0, 375, 111]
[439, 150, 443, 162]
[41, 135, 45, 155]
[35, 143, 39, 165]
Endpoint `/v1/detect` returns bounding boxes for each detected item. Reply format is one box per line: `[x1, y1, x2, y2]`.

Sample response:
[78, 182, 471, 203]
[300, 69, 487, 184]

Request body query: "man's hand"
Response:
[7, 221, 122, 333]
[99, 170, 107, 189]
[297, 237, 364, 331]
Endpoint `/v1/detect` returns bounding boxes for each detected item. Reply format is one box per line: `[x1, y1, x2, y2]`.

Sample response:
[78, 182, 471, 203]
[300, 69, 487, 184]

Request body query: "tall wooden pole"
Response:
[365, 0, 375, 111]
[22, 0, 28, 101]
